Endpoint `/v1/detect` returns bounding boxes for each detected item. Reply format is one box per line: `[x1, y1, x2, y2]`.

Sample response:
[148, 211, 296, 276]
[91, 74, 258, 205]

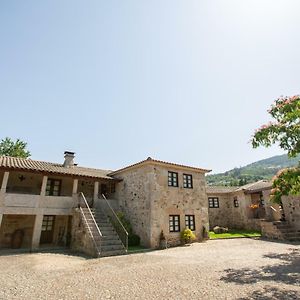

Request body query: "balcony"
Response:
[2, 193, 76, 211]
[4, 193, 39, 208]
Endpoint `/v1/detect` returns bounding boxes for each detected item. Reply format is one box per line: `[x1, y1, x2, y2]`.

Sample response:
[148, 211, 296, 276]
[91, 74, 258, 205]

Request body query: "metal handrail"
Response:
[78, 192, 102, 256]
[101, 194, 128, 251]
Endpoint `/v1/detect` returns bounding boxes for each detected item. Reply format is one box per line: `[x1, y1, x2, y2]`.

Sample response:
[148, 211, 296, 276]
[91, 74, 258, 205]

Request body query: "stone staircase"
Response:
[81, 208, 127, 257]
[273, 221, 300, 242]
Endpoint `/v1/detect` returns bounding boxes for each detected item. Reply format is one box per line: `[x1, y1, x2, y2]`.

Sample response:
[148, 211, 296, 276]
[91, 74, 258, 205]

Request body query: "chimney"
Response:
[63, 151, 75, 168]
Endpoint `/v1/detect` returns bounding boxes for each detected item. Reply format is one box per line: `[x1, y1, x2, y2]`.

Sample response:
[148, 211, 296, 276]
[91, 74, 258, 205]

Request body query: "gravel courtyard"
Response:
[0, 239, 299, 300]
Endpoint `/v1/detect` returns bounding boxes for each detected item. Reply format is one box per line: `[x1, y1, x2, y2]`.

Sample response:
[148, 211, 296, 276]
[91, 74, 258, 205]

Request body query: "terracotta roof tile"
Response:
[238, 180, 272, 193]
[109, 157, 211, 175]
[0, 156, 113, 180]
[206, 186, 239, 194]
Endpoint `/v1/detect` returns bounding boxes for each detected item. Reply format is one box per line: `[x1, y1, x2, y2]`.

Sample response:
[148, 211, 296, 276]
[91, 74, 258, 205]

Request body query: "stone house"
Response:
[206, 181, 278, 231]
[0, 152, 116, 253]
[0, 153, 210, 256]
[110, 157, 210, 248]
[207, 180, 300, 241]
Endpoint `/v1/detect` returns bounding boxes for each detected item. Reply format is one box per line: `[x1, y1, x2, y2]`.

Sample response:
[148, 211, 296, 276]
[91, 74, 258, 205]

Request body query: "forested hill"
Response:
[206, 154, 300, 186]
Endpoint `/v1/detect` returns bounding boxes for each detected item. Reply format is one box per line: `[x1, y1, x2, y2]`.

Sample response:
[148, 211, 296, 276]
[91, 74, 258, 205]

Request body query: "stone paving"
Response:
[0, 238, 299, 299]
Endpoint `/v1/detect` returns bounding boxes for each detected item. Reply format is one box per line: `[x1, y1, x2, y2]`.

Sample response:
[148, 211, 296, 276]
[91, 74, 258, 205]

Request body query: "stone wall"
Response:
[208, 193, 234, 229]
[207, 190, 262, 231]
[149, 165, 208, 248]
[0, 214, 35, 248]
[282, 195, 300, 230]
[71, 209, 97, 257]
[113, 162, 209, 248]
[113, 164, 153, 247]
[261, 220, 284, 240]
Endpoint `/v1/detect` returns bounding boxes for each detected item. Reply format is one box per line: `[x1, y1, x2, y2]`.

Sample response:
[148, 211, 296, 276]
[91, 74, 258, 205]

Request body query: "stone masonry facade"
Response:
[112, 159, 210, 248]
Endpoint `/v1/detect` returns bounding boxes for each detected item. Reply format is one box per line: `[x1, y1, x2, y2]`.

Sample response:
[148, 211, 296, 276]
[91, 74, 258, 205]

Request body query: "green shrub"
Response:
[116, 211, 133, 234]
[180, 228, 196, 244]
[128, 234, 140, 246]
[117, 211, 141, 246]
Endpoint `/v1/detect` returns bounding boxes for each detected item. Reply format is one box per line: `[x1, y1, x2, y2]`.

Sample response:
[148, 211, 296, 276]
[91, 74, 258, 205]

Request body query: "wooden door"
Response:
[40, 215, 55, 244]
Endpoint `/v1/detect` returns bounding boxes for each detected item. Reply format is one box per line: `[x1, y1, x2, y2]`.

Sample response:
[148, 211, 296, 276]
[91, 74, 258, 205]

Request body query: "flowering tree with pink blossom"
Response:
[252, 95, 300, 203]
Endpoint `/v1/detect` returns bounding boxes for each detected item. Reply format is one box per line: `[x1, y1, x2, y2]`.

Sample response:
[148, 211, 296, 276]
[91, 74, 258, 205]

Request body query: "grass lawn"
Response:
[209, 229, 261, 239]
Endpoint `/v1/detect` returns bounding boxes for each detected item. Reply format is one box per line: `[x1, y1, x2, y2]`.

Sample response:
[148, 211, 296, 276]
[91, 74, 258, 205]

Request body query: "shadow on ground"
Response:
[220, 248, 300, 299]
[239, 286, 300, 300]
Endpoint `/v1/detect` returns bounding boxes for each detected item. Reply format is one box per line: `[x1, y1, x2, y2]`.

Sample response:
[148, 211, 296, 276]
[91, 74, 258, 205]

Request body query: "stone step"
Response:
[101, 244, 125, 251]
[100, 249, 127, 257]
[102, 239, 123, 246]
[101, 235, 121, 241]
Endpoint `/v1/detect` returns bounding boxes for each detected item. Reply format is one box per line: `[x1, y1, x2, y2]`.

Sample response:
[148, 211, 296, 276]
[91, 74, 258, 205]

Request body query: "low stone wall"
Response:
[71, 209, 97, 257]
[261, 221, 284, 240]
[282, 196, 300, 230]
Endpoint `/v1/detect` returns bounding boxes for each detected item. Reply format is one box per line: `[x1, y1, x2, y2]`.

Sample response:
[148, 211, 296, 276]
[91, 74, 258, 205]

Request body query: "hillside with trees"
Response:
[206, 154, 300, 186]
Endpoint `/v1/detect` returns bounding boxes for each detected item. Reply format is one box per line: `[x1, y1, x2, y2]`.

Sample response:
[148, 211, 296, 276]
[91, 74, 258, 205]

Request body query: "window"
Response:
[169, 215, 180, 232]
[168, 171, 178, 187]
[46, 179, 61, 196]
[110, 182, 116, 193]
[183, 174, 193, 188]
[185, 215, 195, 231]
[42, 215, 55, 231]
[208, 197, 219, 208]
[233, 197, 239, 207]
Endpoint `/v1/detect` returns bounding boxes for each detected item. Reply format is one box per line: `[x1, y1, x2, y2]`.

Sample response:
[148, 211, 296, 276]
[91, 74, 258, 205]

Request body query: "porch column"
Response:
[0, 171, 9, 194]
[94, 181, 99, 200]
[0, 214, 3, 229]
[40, 175, 48, 196]
[72, 179, 78, 195]
[31, 214, 43, 250]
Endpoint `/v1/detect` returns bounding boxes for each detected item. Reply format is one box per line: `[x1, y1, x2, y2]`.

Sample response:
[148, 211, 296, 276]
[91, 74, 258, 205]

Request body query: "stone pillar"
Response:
[94, 181, 99, 200]
[31, 214, 44, 250]
[72, 179, 78, 195]
[0, 171, 9, 194]
[40, 175, 48, 196]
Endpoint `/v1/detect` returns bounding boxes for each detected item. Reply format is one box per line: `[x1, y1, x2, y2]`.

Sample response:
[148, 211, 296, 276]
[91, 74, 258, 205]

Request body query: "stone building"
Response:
[110, 157, 210, 248]
[206, 181, 277, 231]
[0, 153, 210, 256]
[207, 180, 300, 241]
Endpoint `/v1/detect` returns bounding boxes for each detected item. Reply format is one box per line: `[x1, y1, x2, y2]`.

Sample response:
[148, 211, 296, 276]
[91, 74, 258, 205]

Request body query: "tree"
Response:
[0, 137, 31, 158]
[252, 95, 300, 202]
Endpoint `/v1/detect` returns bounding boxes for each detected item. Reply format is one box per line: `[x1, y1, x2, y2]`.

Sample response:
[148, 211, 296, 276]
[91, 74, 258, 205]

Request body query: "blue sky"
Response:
[1, 1, 299, 173]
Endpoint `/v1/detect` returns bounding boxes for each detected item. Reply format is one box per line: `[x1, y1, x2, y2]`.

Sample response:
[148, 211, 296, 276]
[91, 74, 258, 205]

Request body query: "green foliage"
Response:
[128, 234, 140, 246]
[116, 211, 133, 234]
[116, 211, 140, 246]
[180, 228, 196, 244]
[0, 137, 31, 158]
[271, 166, 300, 203]
[209, 230, 261, 239]
[252, 95, 300, 157]
[206, 154, 300, 186]
[251, 95, 300, 202]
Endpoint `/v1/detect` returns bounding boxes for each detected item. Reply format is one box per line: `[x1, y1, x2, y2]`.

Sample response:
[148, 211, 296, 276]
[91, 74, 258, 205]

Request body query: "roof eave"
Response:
[109, 159, 211, 176]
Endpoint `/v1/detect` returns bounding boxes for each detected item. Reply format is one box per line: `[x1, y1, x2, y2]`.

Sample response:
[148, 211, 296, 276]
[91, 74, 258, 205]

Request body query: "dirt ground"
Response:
[0, 238, 299, 299]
